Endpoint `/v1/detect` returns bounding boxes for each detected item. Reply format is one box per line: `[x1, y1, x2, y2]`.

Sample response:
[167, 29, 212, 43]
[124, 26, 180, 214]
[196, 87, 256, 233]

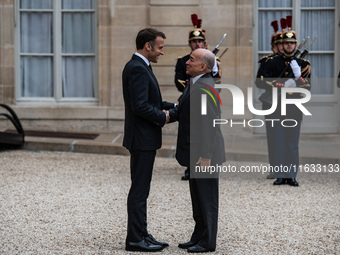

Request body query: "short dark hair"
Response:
[135, 28, 166, 50]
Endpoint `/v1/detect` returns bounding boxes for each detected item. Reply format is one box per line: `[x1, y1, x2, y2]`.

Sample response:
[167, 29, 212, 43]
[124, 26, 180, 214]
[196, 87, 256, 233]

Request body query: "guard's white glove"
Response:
[290, 60, 301, 79]
[212, 58, 218, 76]
[284, 78, 296, 88]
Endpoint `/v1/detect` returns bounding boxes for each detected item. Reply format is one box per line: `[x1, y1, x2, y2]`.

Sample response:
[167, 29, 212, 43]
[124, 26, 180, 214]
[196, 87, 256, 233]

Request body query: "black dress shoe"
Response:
[125, 239, 163, 252]
[145, 234, 169, 247]
[187, 244, 215, 253]
[286, 178, 299, 186]
[178, 240, 198, 249]
[273, 178, 286, 185]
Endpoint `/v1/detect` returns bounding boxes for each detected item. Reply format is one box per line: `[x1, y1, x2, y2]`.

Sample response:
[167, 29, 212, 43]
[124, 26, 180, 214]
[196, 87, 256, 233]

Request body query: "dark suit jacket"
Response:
[170, 73, 226, 167]
[122, 54, 173, 151]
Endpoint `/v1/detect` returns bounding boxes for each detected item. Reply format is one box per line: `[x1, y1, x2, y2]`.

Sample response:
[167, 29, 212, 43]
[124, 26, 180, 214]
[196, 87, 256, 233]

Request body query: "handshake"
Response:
[162, 103, 178, 125]
[163, 110, 170, 125]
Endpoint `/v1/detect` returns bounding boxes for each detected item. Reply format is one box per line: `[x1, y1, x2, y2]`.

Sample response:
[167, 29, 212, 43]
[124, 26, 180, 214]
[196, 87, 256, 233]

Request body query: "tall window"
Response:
[300, 0, 335, 94]
[16, 0, 97, 104]
[256, 0, 336, 95]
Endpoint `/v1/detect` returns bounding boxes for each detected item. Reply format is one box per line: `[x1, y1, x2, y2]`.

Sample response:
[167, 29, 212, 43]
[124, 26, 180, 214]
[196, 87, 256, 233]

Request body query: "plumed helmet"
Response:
[270, 20, 279, 45]
[282, 15, 297, 43]
[188, 14, 206, 42]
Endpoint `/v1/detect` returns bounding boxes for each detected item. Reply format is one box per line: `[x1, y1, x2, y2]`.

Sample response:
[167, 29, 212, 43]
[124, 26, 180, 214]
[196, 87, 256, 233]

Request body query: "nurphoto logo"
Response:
[199, 83, 222, 115]
[200, 84, 312, 128]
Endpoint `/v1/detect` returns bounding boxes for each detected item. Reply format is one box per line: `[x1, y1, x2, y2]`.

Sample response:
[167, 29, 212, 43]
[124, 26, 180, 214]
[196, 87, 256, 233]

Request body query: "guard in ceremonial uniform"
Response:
[256, 19, 287, 179]
[275, 18, 288, 55]
[256, 20, 280, 83]
[175, 14, 221, 180]
[270, 20, 280, 55]
[175, 14, 221, 93]
[255, 16, 311, 186]
[256, 19, 287, 81]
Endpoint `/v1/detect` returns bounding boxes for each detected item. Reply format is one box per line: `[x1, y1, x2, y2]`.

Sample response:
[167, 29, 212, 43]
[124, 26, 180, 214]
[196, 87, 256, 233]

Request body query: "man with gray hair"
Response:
[169, 48, 226, 252]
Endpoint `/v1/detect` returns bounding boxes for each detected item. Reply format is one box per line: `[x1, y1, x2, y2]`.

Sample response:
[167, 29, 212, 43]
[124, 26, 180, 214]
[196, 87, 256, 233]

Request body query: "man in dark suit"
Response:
[175, 14, 221, 181]
[122, 28, 174, 252]
[170, 48, 226, 253]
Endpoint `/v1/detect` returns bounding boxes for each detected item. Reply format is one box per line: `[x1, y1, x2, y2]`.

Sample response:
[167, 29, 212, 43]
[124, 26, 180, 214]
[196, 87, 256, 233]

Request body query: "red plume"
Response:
[271, 20, 279, 33]
[191, 14, 198, 27]
[286, 15, 292, 29]
[280, 18, 287, 30]
[197, 19, 202, 28]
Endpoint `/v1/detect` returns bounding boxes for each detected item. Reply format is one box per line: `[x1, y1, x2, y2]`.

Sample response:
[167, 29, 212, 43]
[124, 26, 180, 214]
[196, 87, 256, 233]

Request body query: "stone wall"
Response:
[0, 0, 15, 105]
[103, 0, 253, 107]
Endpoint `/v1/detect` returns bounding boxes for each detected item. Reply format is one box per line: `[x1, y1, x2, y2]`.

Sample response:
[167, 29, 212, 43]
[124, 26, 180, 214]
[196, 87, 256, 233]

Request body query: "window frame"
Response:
[14, 0, 98, 106]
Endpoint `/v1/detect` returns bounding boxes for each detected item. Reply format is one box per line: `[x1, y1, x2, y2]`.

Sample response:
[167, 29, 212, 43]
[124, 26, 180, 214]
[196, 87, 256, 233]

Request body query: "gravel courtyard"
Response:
[0, 150, 339, 254]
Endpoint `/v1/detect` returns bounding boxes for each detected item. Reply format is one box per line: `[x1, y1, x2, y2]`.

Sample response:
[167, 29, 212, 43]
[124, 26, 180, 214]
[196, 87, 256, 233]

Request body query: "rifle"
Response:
[299, 35, 317, 59]
[212, 33, 227, 55]
[218, 47, 229, 59]
[294, 36, 309, 58]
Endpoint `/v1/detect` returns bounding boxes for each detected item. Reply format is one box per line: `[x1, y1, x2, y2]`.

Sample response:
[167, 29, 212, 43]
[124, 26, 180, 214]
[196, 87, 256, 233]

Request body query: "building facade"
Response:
[0, 0, 339, 135]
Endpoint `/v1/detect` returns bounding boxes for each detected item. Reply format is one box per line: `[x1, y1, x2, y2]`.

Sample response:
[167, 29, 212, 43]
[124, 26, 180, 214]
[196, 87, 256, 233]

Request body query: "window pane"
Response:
[301, 11, 335, 51]
[62, 0, 94, 9]
[62, 13, 95, 53]
[308, 54, 334, 94]
[259, 0, 292, 8]
[20, 0, 53, 9]
[21, 57, 53, 97]
[62, 57, 95, 98]
[302, 0, 335, 7]
[20, 13, 53, 53]
[258, 11, 292, 51]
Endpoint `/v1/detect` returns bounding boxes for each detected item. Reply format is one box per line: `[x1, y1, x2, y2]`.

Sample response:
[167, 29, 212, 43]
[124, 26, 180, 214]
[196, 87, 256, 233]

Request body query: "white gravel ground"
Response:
[0, 150, 339, 254]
